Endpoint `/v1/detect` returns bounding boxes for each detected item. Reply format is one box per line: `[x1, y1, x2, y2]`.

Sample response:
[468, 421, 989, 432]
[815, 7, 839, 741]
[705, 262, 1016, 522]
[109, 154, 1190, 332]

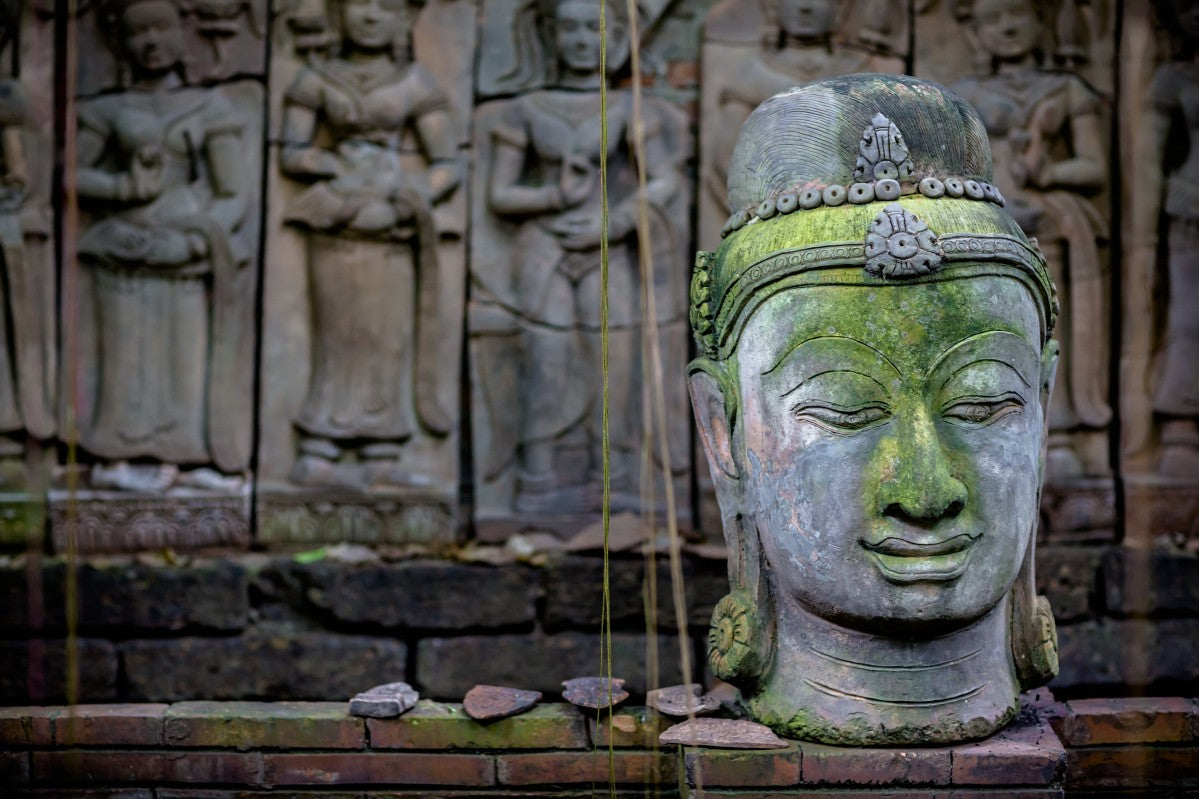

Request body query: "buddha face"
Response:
[554, 0, 604, 75]
[120, 0, 184, 74]
[973, 0, 1040, 60]
[777, 0, 837, 40]
[341, 0, 406, 51]
[713, 275, 1049, 636]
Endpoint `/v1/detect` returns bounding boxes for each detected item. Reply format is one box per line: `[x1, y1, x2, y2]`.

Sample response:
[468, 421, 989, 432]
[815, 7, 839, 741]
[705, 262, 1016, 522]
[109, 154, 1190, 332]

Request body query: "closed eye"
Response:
[793, 403, 891, 434]
[941, 394, 1024, 427]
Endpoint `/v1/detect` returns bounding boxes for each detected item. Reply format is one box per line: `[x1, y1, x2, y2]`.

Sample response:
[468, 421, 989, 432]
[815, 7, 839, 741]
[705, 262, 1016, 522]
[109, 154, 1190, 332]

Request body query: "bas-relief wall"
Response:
[6, 0, 1194, 553]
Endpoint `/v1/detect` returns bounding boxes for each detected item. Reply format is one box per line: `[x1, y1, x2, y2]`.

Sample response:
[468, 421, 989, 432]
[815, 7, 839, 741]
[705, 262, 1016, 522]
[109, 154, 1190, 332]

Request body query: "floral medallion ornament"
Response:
[864, 203, 944, 278]
[707, 591, 770, 685]
[853, 113, 913, 182]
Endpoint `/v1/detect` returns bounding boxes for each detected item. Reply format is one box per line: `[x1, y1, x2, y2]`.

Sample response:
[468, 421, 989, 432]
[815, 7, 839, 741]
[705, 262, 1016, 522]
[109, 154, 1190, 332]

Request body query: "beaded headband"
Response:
[691, 113, 1056, 362]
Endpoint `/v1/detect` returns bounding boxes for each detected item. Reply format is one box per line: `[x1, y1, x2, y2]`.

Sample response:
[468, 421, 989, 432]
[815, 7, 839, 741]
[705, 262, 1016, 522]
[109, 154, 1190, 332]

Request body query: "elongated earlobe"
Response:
[1040, 338, 1060, 426]
[689, 366, 738, 480]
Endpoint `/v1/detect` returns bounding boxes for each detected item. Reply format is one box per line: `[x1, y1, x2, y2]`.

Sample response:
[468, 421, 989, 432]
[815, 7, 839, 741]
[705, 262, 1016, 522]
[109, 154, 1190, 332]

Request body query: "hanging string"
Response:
[597, 1, 616, 796]
[623, 2, 695, 794]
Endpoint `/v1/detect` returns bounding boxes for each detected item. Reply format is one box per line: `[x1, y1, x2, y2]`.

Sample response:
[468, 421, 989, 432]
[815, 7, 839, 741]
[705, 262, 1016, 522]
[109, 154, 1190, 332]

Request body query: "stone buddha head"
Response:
[689, 74, 1059, 745]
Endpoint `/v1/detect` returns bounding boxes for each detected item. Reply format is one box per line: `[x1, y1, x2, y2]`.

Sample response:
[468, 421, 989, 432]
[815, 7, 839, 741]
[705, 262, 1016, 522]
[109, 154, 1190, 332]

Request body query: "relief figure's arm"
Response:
[487, 137, 563, 216]
[279, 104, 340, 179]
[1040, 112, 1106, 190]
[414, 108, 461, 203]
[205, 129, 250, 234]
[74, 126, 129, 201]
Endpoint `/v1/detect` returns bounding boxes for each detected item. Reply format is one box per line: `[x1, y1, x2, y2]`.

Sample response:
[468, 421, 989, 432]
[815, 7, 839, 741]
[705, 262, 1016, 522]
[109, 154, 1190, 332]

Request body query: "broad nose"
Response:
[874, 405, 967, 525]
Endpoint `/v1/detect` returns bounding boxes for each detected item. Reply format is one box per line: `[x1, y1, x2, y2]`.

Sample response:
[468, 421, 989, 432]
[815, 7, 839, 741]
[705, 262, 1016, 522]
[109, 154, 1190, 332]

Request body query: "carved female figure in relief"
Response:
[952, 0, 1111, 482]
[0, 0, 54, 487]
[280, 0, 459, 489]
[484, 0, 685, 513]
[1131, 0, 1199, 477]
[74, 0, 253, 492]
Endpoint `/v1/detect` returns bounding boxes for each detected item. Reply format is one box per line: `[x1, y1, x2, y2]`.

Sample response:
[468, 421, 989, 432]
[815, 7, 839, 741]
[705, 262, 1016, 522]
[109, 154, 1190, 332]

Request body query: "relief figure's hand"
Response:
[559, 155, 595, 208]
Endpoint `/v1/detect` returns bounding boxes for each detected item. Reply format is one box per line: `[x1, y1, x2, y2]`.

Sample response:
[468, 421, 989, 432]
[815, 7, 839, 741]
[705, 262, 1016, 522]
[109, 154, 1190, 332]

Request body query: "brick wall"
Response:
[1, 546, 1197, 705]
[0, 696, 1195, 795]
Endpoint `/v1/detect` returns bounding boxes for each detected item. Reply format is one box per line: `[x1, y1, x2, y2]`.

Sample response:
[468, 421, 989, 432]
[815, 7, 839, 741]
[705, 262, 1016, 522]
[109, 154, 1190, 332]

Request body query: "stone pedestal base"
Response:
[48, 488, 250, 554]
[256, 487, 459, 546]
[1124, 475, 1199, 548]
[1039, 477, 1117, 543]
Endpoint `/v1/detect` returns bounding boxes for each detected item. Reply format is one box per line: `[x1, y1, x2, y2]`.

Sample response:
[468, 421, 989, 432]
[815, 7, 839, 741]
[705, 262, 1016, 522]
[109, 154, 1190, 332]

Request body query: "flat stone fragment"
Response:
[562, 677, 628, 711]
[646, 683, 722, 717]
[660, 717, 788, 749]
[348, 682, 419, 719]
[463, 685, 542, 721]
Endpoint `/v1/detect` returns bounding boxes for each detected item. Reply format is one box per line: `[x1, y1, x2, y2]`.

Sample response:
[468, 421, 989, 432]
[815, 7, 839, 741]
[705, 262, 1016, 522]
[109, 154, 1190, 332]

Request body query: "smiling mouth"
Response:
[859, 534, 979, 583]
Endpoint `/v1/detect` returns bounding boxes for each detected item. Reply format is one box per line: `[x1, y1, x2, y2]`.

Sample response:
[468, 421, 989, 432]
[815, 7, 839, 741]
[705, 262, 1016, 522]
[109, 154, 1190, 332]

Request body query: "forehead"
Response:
[735, 275, 1042, 377]
[123, 0, 179, 23]
[556, 0, 599, 20]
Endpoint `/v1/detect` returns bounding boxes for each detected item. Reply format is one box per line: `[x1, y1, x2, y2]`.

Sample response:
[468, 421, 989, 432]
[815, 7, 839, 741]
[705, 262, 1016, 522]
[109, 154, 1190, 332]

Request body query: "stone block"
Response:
[30, 751, 263, 785]
[163, 701, 364, 749]
[0, 560, 249, 633]
[1055, 696, 1197, 745]
[368, 700, 587, 750]
[1054, 619, 1199, 689]
[949, 712, 1065, 785]
[683, 744, 802, 787]
[263, 752, 494, 786]
[496, 750, 676, 785]
[1066, 745, 1199, 789]
[798, 743, 952, 785]
[1039, 479, 1117, 541]
[1102, 549, 1199, 616]
[1035, 547, 1101, 622]
[121, 634, 405, 702]
[589, 706, 675, 748]
[255, 492, 459, 547]
[0, 639, 117, 704]
[53, 705, 168, 747]
[12, 791, 155, 799]
[542, 554, 727, 631]
[287, 560, 538, 629]
[48, 490, 251, 555]
[415, 632, 687, 699]
[0, 706, 56, 746]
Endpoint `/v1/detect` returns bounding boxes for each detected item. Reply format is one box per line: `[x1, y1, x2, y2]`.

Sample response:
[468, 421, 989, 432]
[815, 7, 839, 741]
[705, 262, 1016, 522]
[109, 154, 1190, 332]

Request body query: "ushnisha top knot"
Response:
[691, 73, 1057, 362]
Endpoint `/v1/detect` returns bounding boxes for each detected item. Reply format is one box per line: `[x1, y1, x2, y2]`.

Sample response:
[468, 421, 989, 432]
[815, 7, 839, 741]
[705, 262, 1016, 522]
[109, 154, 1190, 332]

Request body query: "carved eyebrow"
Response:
[764, 335, 902, 378]
[929, 331, 1037, 389]
[779, 368, 888, 399]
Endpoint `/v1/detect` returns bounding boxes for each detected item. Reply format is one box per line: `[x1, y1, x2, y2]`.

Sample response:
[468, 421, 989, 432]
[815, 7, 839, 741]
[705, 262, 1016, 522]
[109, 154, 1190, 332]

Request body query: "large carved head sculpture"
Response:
[689, 74, 1059, 745]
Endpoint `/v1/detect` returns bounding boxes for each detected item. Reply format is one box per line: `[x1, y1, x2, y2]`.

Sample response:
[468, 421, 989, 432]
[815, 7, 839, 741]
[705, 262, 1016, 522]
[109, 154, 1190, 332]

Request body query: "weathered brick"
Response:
[799, 743, 952, 785]
[950, 712, 1065, 785]
[1055, 696, 1197, 745]
[683, 744, 801, 787]
[0, 560, 248, 633]
[283, 560, 539, 629]
[1, 749, 29, 782]
[163, 701, 364, 749]
[1066, 745, 1199, 789]
[589, 706, 674, 748]
[0, 639, 117, 703]
[30, 750, 263, 785]
[12, 791, 154, 798]
[263, 752, 494, 786]
[368, 701, 587, 750]
[692, 791, 1062, 798]
[53, 704, 167, 747]
[121, 633, 405, 701]
[0, 706, 56, 745]
[1103, 549, 1199, 616]
[1055, 619, 1199, 689]
[415, 632, 686, 699]
[1035, 546, 1101, 621]
[497, 750, 675, 785]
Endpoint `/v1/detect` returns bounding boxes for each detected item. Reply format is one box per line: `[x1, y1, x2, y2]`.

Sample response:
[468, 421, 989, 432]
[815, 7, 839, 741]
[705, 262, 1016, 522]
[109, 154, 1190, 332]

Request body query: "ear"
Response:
[1039, 338, 1060, 428]
[689, 366, 739, 481]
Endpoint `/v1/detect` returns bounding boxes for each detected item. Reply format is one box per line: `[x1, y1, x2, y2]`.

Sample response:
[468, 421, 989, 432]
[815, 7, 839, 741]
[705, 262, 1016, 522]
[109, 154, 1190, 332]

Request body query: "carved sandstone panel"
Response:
[1121, 0, 1199, 547]
[53, 0, 264, 552]
[256, 0, 472, 545]
[916, 0, 1117, 539]
[470, 0, 691, 540]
